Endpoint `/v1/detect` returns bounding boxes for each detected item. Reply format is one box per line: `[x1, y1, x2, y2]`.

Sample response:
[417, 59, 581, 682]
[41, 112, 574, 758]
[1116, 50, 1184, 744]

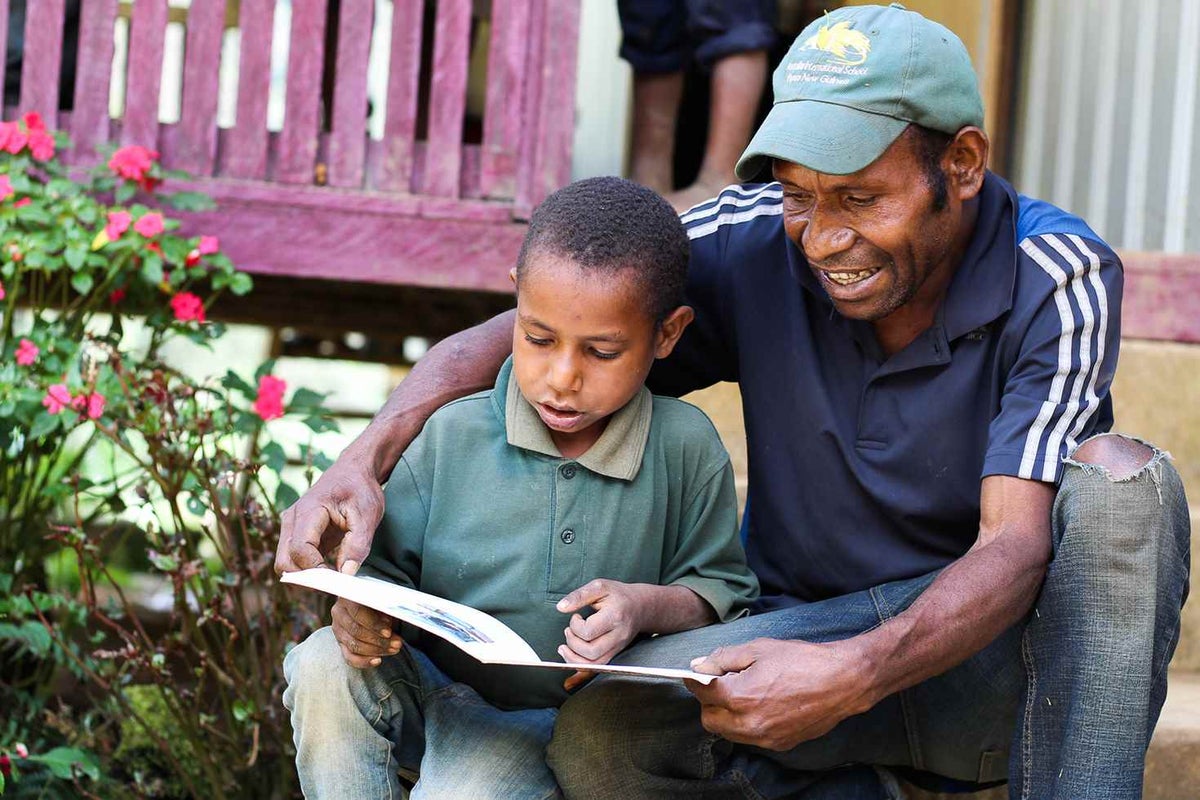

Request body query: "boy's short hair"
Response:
[515, 177, 690, 322]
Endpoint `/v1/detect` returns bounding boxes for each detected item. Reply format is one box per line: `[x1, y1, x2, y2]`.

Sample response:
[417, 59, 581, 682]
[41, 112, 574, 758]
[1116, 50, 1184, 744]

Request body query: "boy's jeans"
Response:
[282, 627, 562, 799]
[548, 437, 1191, 800]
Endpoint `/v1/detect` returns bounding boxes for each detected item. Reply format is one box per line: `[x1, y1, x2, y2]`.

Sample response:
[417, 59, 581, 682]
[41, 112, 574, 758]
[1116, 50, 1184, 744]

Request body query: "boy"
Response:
[282, 177, 758, 799]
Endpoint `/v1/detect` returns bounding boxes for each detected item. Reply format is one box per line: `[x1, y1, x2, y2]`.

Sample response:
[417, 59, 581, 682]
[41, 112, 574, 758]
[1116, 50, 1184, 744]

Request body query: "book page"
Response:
[281, 568, 716, 684]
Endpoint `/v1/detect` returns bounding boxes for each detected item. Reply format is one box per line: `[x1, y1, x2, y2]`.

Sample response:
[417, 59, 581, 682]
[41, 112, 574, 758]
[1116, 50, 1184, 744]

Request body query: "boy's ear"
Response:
[654, 306, 695, 359]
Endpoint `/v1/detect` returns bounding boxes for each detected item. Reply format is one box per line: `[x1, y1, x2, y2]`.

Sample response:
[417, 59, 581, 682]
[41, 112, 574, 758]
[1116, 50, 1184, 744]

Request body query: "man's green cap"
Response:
[736, 3, 984, 180]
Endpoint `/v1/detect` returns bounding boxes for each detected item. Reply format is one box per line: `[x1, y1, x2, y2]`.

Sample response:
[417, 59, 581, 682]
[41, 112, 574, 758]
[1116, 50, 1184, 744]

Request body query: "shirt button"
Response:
[560, 463, 577, 479]
[560, 528, 576, 544]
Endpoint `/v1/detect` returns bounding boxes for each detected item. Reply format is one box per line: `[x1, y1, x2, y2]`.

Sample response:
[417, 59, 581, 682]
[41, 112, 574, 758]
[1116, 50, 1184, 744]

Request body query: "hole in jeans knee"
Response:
[1068, 433, 1154, 480]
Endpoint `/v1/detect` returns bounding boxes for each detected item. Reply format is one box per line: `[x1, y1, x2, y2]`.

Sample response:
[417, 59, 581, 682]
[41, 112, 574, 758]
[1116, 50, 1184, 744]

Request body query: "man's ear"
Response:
[509, 267, 518, 287]
[654, 306, 695, 359]
[944, 126, 988, 201]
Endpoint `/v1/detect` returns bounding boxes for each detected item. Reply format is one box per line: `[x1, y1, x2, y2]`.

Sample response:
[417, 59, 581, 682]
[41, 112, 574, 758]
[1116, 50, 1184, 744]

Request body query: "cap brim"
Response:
[735, 100, 910, 181]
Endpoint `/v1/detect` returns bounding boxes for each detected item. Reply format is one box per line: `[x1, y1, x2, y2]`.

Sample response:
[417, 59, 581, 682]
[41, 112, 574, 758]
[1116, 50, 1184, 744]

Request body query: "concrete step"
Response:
[898, 671, 1200, 799]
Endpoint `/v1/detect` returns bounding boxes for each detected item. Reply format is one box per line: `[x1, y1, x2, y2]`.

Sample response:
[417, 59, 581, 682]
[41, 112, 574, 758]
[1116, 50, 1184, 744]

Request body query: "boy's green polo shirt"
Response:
[362, 357, 758, 710]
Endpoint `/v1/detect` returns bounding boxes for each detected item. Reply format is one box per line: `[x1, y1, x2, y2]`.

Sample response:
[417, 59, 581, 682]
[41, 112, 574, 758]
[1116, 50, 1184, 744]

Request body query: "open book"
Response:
[281, 568, 717, 684]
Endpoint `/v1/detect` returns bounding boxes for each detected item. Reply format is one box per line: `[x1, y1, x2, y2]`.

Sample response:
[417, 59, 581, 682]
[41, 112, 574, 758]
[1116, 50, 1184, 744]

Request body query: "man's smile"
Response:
[820, 266, 882, 286]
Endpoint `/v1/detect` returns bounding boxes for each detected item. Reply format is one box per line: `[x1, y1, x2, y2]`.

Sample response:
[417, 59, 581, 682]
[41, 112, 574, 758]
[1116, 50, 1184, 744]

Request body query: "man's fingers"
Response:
[560, 631, 621, 664]
[338, 640, 383, 670]
[335, 487, 384, 574]
[563, 669, 596, 692]
[279, 505, 340, 573]
[555, 579, 609, 615]
[690, 642, 760, 676]
[333, 604, 401, 651]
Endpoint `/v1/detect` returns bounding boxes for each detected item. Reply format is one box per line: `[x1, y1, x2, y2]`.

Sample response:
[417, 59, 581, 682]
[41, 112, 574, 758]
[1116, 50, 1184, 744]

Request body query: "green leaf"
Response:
[29, 411, 61, 440]
[140, 252, 163, 283]
[254, 360, 277, 381]
[27, 747, 100, 781]
[302, 415, 340, 434]
[148, 551, 179, 572]
[275, 483, 300, 510]
[229, 272, 253, 295]
[64, 244, 87, 269]
[260, 441, 287, 474]
[165, 191, 217, 211]
[69, 271, 94, 294]
[0, 621, 53, 656]
[185, 494, 207, 517]
[114, 181, 136, 204]
[220, 370, 255, 397]
[288, 388, 328, 411]
[232, 700, 253, 723]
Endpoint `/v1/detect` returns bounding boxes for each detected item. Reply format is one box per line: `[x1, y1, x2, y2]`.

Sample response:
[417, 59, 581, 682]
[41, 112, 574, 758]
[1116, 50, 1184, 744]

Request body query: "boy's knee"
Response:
[1067, 433, 1154, 480]
[285, 626, 346, 691]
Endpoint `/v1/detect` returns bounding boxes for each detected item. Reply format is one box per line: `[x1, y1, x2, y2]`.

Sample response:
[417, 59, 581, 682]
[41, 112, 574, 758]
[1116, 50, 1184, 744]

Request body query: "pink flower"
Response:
[42, 383, 73, 414]
[252, 375, 287, 421]
[106, 210, 131, 239]
[15, 338, 38, 366]
[198, 235, 219, 255]
[27, 128, 55, 161]
[22, 111, 45, 132]
[0, 121, 25, 154]
[0, 174, 12, 200]
[134, 212, 164, 238]
[0, 279, 5, 299]
[84, 392, 106, 420]
[108, 145, 158, 183]
[13, 743, 28, 759]
[13, 197, 30, 208]
[170, 291, 206, 323]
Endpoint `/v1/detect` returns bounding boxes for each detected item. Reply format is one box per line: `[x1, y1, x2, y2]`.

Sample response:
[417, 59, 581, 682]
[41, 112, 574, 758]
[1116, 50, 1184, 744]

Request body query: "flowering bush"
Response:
[1, 115, 335, 797]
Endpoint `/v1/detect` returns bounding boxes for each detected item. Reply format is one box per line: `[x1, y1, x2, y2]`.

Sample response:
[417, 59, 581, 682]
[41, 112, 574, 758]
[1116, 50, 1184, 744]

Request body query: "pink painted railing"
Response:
[7, 0, 580, 294]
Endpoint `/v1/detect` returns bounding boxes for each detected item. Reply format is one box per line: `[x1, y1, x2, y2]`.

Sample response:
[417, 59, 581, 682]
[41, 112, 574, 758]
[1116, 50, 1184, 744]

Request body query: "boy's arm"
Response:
[274, 310, 514, 575]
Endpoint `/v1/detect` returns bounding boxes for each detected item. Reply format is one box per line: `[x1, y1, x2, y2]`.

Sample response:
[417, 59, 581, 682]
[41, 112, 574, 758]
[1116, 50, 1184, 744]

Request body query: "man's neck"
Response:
[873, 199, 980, 357]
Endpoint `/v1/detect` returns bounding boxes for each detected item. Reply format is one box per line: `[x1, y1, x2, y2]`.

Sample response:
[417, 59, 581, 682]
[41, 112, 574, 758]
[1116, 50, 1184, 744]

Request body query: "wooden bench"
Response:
[8, 0, 579, 296]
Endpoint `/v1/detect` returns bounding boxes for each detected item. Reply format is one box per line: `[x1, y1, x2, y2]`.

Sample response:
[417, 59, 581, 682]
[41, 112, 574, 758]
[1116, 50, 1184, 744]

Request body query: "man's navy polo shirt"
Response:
[650, 173, 1123, 607]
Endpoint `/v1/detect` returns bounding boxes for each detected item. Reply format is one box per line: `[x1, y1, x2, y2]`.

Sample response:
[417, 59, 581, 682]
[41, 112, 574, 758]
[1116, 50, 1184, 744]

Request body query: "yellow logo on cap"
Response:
[802, 19, 871, 66]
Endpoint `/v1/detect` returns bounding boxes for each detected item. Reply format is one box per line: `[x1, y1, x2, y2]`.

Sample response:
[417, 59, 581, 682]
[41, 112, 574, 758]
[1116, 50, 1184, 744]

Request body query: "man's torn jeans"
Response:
[547, 435, 1191, 800]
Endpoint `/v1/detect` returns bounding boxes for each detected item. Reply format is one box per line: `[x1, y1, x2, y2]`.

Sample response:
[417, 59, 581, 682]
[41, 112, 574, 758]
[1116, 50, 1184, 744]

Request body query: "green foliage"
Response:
[1, 114, 333, 799]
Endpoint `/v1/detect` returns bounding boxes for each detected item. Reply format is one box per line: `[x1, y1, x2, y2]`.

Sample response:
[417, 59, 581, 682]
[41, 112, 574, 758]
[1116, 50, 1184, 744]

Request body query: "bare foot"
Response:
[666, 175, 735, 214]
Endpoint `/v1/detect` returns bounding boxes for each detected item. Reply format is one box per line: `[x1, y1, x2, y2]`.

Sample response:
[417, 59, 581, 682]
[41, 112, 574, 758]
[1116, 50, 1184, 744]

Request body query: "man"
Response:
[276, 5, 1190, 797]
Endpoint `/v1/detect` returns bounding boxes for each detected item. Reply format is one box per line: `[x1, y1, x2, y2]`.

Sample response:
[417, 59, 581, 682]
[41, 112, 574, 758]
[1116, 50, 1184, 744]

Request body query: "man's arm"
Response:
[274, 310, 515, 575]
[689, 475, 1053, 750]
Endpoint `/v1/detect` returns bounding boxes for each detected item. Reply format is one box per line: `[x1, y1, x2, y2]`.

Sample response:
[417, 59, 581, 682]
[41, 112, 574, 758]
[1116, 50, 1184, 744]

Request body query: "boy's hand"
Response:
[331, 597, 403, 669]
[556, 579, 648, 690]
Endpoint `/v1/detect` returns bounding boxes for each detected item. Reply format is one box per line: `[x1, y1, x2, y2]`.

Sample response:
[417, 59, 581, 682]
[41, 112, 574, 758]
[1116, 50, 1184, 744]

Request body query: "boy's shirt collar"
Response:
[497, 357, 652, 481]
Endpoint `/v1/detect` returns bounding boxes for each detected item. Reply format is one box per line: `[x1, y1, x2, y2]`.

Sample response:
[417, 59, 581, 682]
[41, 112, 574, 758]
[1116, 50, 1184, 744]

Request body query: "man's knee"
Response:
[1067, 433, 1154, 480]
[284, 626, 350, 709]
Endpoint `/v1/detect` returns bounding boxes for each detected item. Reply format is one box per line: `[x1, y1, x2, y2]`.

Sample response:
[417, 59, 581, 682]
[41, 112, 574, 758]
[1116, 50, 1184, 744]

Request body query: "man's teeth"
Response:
[823, 267, 880, 285]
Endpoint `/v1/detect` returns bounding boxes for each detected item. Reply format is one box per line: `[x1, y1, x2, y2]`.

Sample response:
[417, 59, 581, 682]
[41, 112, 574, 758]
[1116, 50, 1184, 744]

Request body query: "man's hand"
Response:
[556, 579, 649, 691]
[684, 637, 877, 751]
[274, 457, 385, 575]
[331, 598, 403, 669]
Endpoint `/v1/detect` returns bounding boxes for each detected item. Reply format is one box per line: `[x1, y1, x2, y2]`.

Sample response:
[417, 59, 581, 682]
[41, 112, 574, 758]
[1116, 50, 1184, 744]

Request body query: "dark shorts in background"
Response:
[618, 0, 777, 73]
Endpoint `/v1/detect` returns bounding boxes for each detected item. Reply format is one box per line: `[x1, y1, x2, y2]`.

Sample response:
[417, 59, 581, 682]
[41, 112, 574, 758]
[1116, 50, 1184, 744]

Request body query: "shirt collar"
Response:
[786, 171, 1018, 342]
[496, 357, 653, 481]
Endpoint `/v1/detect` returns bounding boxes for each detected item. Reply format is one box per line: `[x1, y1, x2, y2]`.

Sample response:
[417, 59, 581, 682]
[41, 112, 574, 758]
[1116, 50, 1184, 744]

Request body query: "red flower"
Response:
[108, 145, 158, 183]
[0, 174, 12, 200]
[42, 383, 73, 414]
[185, 249, 201, 267]
[15, 338, 38, 366]
[0, 121, 26, 154]
[1, 753, 10, 779]
[83, 391, 106, 420]
[22, 111, 45, 132]
[13, 743, 28, 759]
[134, 212, 164, 238]
[198, 235, 219, 255]
[146, 240, 164, 256]
[106, 210, 131, 240]
[27, 128, 55, 161]
[14, 197, 30, 208]
[109, 288, 126, 305]
[170, 291, 206, 323]
[252, 375, 287, 421]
